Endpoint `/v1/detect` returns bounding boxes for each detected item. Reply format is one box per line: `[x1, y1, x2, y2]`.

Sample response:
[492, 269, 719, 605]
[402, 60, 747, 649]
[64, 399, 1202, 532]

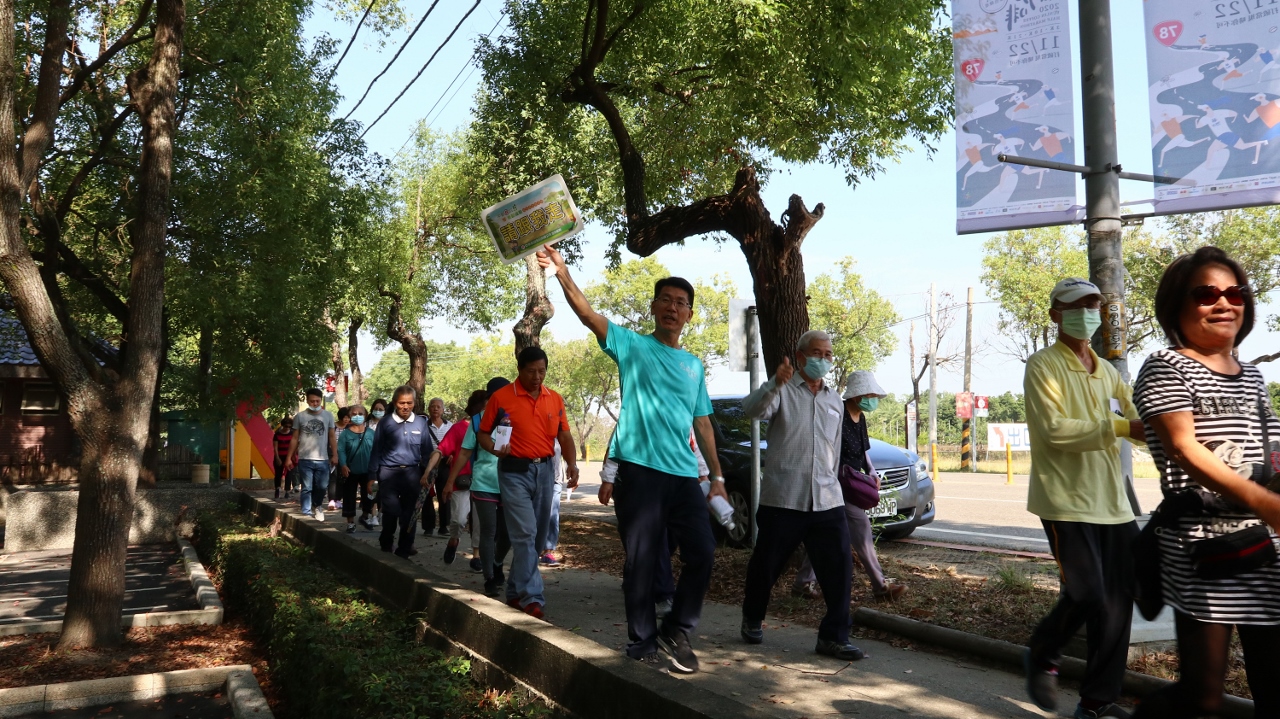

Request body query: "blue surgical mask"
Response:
[307, 405, 321, 413]
[371, 410, 385, 419]
[804, 356, 833, 379]
[1060, 308, 1102, 341]
[350, 415, 365, 425]
[858, 397, 880, 412]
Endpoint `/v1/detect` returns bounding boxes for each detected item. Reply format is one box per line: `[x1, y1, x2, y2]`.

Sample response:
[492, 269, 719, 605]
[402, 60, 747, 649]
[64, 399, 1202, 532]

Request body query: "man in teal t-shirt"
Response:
[539, 245, 724, 675]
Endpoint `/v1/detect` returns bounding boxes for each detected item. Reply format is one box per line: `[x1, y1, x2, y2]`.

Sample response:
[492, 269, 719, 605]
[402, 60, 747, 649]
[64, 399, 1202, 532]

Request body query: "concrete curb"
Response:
[0, 664, 270, 718]
[238, 492, 776, 719]
[852, 607, 1253, 718]
[0, 540, 223, 638]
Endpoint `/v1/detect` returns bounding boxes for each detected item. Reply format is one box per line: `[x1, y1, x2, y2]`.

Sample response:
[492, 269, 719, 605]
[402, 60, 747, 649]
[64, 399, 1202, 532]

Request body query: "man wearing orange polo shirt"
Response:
[478, 346, 579, 618]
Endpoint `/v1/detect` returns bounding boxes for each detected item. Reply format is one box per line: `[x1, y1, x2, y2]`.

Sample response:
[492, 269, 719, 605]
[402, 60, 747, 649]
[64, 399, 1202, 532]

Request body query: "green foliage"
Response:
[193, 509, 545, 719]
[365, 349, 412, 404]
[806, 258, 899, 393]
[472, 0, 953, 248]
[980, 227, 1089, 361]
[583, 258, 734, 367]
[991, 564, 1034, 594]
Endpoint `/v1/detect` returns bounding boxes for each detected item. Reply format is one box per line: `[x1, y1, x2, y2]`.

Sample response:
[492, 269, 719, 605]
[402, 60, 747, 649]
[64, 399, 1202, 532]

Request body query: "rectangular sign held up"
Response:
[480, 174, 585, 264]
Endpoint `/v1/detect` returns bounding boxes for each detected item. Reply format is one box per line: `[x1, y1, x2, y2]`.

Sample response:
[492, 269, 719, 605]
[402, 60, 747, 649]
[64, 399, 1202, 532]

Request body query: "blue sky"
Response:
[307, 0, 1280, 398]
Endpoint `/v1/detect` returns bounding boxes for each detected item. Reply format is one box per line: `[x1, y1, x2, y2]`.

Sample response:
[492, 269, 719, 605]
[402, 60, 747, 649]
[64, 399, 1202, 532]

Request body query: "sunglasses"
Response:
[1190, 284, 1249, 307]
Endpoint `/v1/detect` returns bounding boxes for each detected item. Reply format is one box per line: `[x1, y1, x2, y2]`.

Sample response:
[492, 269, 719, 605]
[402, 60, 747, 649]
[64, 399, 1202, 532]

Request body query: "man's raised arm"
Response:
[537, 244, 608, 342]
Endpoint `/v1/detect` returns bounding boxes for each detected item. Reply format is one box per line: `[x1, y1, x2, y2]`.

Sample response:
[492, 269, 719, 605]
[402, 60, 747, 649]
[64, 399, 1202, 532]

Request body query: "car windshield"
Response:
[713, 401, 767, 445]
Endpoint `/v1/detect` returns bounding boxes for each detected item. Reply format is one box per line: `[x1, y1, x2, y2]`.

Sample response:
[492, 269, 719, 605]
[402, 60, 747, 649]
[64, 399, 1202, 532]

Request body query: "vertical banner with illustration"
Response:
[481, 174, 585, 264]
[953, 0, 1079, 234]
[1144, 0, 1280, 215]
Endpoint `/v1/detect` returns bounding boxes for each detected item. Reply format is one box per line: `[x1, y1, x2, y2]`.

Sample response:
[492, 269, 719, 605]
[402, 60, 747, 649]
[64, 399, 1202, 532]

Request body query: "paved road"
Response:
[914, 473, 1163, 553]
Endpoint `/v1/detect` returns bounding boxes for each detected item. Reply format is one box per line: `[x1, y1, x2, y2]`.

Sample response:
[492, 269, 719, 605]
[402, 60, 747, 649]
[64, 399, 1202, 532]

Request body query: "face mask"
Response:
[858, 397, 879, 412]
[371, 410, 385, 419]
[1060, 308, 1102, 341]
[804, 356, 833, 379]
[307, 405, 321, 413]
[350, 415, 365, 425]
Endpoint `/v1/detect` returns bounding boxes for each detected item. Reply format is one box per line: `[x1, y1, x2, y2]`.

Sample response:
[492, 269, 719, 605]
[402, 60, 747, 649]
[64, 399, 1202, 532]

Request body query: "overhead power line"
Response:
[342, 0, 443, 122]
[392, 11, 504, 159]
[329, 0, 379, 78]
[358, 0, 483, 141]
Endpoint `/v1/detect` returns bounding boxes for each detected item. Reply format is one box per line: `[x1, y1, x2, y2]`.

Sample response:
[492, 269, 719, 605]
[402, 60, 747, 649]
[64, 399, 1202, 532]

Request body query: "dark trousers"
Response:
[360, 476, 378, 516]
[340, 472, 364, 518]
[743, 505, 852, 643]
[613, 461, 715, 658]
[655, 530, 679, 603]
[1030, 519, 1138, 704]
[434, 461, 451, 531]
[473, 496, 511, 581]
[377, 467, 422, 553]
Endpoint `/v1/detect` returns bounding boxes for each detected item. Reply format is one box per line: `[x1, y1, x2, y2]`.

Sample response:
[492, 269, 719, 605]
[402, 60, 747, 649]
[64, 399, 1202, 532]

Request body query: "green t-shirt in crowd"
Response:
[461, 411, 500, 494]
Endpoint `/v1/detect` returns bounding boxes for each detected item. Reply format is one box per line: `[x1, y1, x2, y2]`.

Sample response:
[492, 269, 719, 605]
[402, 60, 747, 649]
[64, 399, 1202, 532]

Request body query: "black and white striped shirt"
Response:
[1134, 349, 1280, 625]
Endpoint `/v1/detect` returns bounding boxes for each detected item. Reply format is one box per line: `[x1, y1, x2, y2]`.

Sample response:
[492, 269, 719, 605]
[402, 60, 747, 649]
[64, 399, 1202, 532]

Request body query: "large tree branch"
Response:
[60, 0, 155, 106]
[18, 0, 72, 197]
[56, 106, 135, 222]
[1250, 350, 1280, 365]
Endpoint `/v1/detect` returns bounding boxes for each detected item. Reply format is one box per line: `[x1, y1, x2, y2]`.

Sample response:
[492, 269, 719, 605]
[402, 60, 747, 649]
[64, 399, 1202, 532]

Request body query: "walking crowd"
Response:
[269, 243, 1280, 719]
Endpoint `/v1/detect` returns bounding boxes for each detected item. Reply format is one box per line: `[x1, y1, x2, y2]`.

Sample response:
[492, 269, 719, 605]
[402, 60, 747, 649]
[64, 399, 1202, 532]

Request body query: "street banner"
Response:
[1143, 1, 1280, 214]
[956, 392, 974, 420]
[952, 0, 1079, 234]
[480, 174, 584, 264]
[987, 422, 1031, 451]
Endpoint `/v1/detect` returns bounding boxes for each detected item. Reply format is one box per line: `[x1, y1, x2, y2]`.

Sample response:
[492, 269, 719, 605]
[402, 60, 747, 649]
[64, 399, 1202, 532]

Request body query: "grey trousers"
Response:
[795, 502, 887, 593]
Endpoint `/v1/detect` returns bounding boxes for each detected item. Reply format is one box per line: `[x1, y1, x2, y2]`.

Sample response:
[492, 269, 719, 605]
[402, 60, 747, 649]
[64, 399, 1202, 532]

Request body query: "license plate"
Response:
[867, 496, 897, 518]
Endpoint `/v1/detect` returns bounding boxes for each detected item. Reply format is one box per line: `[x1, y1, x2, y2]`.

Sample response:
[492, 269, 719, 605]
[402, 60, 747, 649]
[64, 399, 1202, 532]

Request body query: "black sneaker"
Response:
[469, 556, 484, 573]
[437, 528, 449, 537]
[346, 523, 355, 534]
[657, 627, 699, 674]
[1074, 703, 1131, 719]
[394, 547, 418, 559]
[815, 638, 865, 661]
[483, 577, 504, 598]
[492, 564, 505, 586]
[359, 517, 372, 530]
[1024, 649, 1059, 711]
[635, 652, 667, 671]
[740, 620, 763, 644]
[443, 539, 458, 564]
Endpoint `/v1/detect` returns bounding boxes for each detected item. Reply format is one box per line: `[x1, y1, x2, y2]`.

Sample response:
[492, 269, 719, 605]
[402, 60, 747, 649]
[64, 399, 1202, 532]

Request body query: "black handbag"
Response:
[454, 473, 473, 491]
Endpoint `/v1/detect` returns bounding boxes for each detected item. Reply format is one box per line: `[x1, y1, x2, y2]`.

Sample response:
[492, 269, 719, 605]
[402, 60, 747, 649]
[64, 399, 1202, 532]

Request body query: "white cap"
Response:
[1050, 277, 1102, 305]
[842, 371, 887, 400]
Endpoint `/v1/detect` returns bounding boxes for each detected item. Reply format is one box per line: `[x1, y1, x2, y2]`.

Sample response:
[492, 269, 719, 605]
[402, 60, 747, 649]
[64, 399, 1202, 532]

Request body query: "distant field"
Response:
[932, 452, 1160, 479]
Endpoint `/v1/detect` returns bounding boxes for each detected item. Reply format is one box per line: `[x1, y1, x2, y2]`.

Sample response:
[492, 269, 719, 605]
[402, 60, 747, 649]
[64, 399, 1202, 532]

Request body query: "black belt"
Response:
[524, 456, 554, 463]
[388, 464, 420, 469]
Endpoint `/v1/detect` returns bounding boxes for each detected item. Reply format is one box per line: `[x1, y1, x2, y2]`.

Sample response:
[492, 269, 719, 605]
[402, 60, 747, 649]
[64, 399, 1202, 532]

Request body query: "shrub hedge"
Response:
[193, 509, 545, 719]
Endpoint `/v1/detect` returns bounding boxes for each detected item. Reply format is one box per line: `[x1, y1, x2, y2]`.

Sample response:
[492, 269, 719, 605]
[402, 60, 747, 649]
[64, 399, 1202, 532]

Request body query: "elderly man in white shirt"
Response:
[738, 330, 863, 662]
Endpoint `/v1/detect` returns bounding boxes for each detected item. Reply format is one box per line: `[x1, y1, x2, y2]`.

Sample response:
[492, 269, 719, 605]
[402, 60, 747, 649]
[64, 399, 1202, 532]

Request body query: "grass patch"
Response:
[193, 508, 547, 719]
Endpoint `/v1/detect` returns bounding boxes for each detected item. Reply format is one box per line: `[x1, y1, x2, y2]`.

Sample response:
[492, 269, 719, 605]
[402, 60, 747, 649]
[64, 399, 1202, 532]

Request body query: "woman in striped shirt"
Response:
[1132, 246, 1280, 718]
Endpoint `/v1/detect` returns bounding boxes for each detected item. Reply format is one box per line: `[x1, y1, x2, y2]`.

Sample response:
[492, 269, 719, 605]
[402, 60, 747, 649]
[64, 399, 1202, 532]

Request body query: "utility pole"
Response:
[961, 287, 974, 471]
[747, 306, 761, 546]
[1078, 0, 1139, 514]
[928, 283, 938, 473]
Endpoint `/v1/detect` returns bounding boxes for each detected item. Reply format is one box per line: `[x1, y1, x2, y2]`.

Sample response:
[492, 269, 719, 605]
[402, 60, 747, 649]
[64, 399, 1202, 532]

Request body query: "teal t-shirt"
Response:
[461, 412, 500, 494]
[601, 320, 712, 477]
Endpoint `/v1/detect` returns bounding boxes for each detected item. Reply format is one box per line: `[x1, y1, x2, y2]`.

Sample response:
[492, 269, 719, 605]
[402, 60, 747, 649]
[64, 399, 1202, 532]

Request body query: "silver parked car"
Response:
[708, 395, 936, 546]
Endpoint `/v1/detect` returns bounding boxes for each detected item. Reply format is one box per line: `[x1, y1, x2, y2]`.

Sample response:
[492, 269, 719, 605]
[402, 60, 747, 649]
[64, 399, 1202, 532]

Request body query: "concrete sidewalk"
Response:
[271, 491, 1083, 718]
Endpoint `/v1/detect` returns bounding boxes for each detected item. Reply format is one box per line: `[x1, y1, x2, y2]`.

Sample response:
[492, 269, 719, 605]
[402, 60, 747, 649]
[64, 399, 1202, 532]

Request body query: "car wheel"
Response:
[721, 488, 751, 548]
[875, 525, 915, 542]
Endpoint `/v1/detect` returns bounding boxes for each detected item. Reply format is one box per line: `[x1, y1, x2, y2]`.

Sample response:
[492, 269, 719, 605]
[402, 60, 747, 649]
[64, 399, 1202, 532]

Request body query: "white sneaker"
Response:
[314, 509, 325, 522]
[370, 516, 380, 527]
[327, 500, 338, 511]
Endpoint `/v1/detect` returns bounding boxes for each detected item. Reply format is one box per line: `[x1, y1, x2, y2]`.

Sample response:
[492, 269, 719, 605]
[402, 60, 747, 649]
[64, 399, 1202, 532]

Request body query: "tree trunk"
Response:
[624, 167, 820, 370]
[323, 311, 347, 408]
[380, 290, 427, 411]
[58, 0, 182, 649]
[513, 255, 553, 354]
[348, 317, 366, 403]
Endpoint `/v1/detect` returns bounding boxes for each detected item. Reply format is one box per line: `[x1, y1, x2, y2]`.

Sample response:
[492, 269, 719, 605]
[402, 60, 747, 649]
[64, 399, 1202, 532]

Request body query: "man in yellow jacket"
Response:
[1022, 278, 1145, 719]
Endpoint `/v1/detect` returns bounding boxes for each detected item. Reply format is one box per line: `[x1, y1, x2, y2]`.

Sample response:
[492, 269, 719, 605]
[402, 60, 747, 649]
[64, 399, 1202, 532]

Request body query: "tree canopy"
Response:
[807, 257, 898, 393]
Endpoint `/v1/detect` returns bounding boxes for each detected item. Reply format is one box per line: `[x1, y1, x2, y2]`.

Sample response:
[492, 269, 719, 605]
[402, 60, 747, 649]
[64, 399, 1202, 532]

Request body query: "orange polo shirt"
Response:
[479, 381, 569, 459]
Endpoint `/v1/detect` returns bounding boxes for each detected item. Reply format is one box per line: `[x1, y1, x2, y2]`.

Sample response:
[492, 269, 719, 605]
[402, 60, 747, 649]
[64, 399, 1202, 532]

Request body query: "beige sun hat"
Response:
[842, 370, 887, 400]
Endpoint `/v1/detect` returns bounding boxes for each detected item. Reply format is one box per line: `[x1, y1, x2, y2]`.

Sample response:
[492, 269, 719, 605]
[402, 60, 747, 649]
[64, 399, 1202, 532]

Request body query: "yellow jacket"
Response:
[1024, 340, 1143, 524]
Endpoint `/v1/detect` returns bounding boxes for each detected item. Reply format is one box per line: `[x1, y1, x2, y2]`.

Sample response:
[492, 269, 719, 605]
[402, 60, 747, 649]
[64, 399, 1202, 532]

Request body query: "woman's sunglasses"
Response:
[1191, 284, 1249, 307]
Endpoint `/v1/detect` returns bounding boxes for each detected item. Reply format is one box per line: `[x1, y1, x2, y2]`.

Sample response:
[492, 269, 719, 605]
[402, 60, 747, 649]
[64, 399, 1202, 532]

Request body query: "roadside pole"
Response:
[928, 283, 938, 473]
[961, 287, 974, 471]
[747, 306, 761, 546]
[1078, 0, 1139, 514]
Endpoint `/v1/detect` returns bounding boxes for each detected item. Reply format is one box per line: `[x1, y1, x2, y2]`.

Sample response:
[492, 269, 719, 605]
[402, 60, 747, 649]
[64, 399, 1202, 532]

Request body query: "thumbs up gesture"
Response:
[775, 356, 794, 384]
